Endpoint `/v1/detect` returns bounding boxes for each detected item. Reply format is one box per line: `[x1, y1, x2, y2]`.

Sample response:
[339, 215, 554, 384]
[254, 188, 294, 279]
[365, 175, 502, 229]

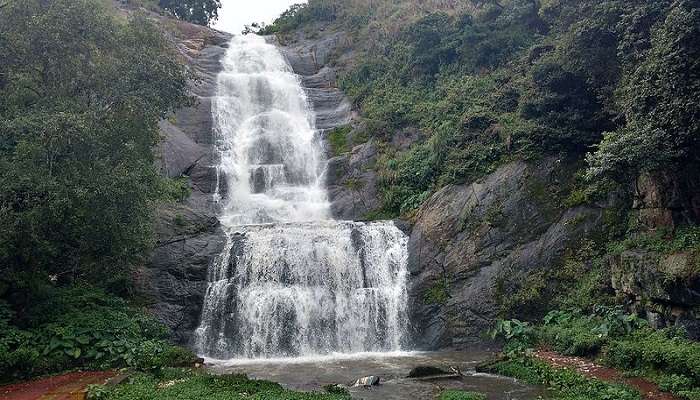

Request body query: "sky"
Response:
[213, 0, 308, 34]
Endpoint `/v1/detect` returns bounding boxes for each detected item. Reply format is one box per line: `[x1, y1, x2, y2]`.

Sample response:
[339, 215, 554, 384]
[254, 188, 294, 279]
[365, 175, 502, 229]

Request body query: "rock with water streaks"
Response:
[407, 158, 605, 349]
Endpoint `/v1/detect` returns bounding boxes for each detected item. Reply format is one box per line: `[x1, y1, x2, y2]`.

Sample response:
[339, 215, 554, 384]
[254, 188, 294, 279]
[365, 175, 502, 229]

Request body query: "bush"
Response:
[327, 126, 351, 157]
[604, 329, 700, 383]
[0, 286, 194, 382]
[438, 390, 486, 400]
[89, 368, 350, 400]
[486, 358, 641, 400]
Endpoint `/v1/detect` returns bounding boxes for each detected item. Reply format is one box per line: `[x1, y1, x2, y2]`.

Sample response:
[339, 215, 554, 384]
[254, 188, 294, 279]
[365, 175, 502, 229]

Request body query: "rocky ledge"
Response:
[116, 4, 232, 345]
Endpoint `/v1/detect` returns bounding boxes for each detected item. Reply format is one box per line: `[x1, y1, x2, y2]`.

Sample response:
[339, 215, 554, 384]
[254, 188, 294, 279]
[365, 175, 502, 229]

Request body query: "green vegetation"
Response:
[0, 0, 194, 382]
[0, 287, 198, 383]
[87, 368, 350, 400]
[608, 226, 700, 255]
[327, 126, 351, 157]
[496, 240, 615, 317]
[158, 0, 222, 26]
[438, 390, 486, 400]
[265, 0, 700, 218]
[491, 308, 700, 400]
[485, 358, 641, 400]
[423, 279, 449, 305]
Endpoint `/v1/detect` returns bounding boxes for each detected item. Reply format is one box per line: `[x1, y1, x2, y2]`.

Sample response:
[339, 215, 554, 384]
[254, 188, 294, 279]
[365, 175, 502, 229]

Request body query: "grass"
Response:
[438, 390, 486, 400]
[491, 308, 700, 400]
[484, 358, 641, 400]
[87, 368, 350, 400]
[327, 126, 351, 157]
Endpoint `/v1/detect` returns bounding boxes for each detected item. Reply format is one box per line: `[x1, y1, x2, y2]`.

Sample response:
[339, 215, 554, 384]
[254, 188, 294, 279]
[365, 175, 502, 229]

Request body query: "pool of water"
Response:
[206, 349, 547, 400]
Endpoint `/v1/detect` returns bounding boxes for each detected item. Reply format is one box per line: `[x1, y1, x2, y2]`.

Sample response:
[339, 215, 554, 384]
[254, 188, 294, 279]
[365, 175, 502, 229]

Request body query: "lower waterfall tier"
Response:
[194, 220, 409, 359]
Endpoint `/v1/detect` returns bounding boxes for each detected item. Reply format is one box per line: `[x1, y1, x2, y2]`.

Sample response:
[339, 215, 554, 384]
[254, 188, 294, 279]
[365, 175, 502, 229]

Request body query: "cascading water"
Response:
[194, 35, 409, 360]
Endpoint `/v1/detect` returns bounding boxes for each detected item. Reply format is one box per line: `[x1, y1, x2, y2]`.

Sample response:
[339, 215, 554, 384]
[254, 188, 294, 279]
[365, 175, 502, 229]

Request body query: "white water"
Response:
[194, 35, 409, 360]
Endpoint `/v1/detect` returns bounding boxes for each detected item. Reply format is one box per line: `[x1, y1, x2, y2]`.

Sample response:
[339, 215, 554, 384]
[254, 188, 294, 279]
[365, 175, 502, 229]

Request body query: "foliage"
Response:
[0, 0, 190, 310]
[0, 286, 198, 382]
[489, 319, 535, 356]
[323, 384, 349, 396]
[158, 0, 222, 25]
[604, 328, 700, 385]
[423, 279, 449, 305]
[438, 390, 486, 400]
[587, 0, 700, 181]
[88, 368, 351, 400]
[497, 240, 615, 317]
[608, 225, 700, 255]
[326, 126, 351, 157]
[268, 0, 700, 217]
[495, 306, 700, 399]
[538, 307, 647, 357]
[485, 357, 641, 400]
[260, 2, 338, 35]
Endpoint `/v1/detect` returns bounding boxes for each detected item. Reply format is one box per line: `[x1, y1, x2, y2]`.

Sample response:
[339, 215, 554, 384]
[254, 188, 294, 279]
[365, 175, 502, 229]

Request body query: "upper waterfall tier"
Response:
[213, 35, 330, 226]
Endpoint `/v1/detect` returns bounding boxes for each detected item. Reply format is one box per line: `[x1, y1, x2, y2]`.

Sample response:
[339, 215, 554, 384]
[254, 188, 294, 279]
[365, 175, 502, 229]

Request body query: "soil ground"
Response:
[534, 350, 678, 400]
[0, 371, 116, 400]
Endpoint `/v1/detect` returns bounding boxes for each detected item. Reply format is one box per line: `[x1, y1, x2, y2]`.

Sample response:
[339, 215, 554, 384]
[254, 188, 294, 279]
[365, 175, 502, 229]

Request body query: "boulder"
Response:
[407, 366, 449, 378]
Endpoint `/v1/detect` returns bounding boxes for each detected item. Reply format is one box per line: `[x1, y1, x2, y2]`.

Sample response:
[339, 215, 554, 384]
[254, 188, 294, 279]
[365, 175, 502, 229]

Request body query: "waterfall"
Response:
[194, 35, 409, 360]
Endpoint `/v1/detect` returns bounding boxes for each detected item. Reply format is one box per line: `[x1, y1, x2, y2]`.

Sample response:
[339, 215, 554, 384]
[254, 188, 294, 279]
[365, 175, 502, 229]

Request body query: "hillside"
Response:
[259, 0, 700, 345]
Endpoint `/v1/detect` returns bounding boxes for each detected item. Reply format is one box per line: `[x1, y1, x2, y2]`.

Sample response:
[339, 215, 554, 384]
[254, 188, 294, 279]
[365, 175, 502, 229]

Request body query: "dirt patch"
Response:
[0, 371, 116, 400]
[534, 350, 678, 400]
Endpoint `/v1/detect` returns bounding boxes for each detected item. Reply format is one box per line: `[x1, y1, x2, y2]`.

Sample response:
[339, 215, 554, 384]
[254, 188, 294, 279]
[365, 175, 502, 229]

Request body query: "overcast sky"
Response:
[213, 0, 308, 34]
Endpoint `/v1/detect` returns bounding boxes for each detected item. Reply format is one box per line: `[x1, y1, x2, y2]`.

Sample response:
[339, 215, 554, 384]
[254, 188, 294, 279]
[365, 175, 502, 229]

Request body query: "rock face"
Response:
[609, 251, 700, 339]
[124, 8, 232, 345]
[407, 159, 605, 349]
[633, 168, 700, 230]
[274, 32, 382, 220]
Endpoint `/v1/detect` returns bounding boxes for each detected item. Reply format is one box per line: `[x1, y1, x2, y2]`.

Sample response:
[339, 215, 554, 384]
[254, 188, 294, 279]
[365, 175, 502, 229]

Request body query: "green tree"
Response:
[158, 0, 222, 26]
[0, 0, 191, 303]
[587, 0, 700, 180]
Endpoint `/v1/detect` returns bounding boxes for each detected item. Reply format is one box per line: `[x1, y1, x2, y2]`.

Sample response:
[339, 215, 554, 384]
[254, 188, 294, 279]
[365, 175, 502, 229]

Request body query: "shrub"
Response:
[327, 126, 351, 157]
[0, 286, 194, 382]
[438, 390, 486, 400]
[604, 329, 700, 383]
[89, 368, 351, 400]
[486, 358, 641, 400]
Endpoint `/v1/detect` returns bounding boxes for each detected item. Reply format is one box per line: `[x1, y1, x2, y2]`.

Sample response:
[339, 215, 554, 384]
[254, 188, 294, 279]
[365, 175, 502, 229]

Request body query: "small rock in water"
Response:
[407, 365, 449, 378]
[353, 376, 380, 387]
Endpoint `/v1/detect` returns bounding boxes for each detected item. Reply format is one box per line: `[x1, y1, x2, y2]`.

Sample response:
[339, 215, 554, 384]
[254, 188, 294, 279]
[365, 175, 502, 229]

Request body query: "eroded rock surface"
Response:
[120, 6, 232, 344]
[407, 159, 605, 349]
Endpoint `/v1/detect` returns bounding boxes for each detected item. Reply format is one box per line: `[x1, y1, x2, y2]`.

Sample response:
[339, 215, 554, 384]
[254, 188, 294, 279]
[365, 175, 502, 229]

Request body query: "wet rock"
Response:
[326, 142, 381, 220]
[353, 376, 380, 387]
[272, 32, 379, 218]
[134, 12, 232, 345]
[408, 158, 605, 349]
[407, 366, 449, 378]
[608, 250, 700, 339]
[633, 167, 700, 229]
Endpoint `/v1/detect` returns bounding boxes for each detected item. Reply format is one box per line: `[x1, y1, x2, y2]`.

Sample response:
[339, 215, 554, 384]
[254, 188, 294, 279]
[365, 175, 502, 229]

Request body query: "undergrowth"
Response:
[87, 368, 351, 400]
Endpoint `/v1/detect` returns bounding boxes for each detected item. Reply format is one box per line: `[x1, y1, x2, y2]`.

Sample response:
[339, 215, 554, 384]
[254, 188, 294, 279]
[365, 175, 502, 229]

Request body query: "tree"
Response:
[587, 0, 700, 180]
[158, 0, 221, 26]
[0, 0, 191, 300]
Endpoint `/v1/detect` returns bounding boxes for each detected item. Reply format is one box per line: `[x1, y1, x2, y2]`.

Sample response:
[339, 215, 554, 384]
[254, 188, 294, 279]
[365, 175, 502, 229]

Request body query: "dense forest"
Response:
[1, 0, 699, 399]
[0, 0, 203, 382]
